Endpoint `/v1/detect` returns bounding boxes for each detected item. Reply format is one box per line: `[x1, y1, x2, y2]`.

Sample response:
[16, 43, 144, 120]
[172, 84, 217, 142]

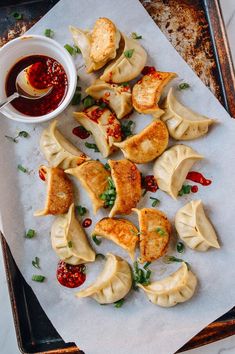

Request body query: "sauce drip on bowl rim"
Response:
[5, 55, 68, 117]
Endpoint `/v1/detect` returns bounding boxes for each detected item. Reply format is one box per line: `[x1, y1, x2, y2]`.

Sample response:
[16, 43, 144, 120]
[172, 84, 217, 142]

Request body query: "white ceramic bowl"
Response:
[0, 35, 77, 123]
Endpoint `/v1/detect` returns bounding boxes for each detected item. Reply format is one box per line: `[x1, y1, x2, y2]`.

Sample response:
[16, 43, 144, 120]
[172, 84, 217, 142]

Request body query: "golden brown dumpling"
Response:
[34, 166, 73, 216]
[132, 70, 177, 117]
[133, 208, 171, 263]
[92, 217, 138, 260]
[114, 120, 168, 163]
[109, 159, 141, 217]
[73, 106, 122, 158]
[65, 160, 110, 214]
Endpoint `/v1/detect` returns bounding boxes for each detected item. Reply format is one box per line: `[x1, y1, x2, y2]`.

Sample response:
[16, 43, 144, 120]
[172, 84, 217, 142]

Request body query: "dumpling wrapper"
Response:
[65, 160, 110, 214]
[76, 253, 132, 304]
[153, 144, 203, 200]
[109, 159, 142, 217]
[161, 88, 214, 140]
[100, 33, 147, 83]
[86, 80, 132, 119]
[133, 208, 171, 263]
[74, 106, 122, 158]
[92, 217, 138, 260]
[138, 262, 197, 307]
[114, 120, 169, 163]
[132, 71, 177, 117]
[40, 120, 90, 169]
[175, 200, 220, 251]
[51, 203, 95, 265]
[34, 166, 73, 216]
[90, 17, 121, 64]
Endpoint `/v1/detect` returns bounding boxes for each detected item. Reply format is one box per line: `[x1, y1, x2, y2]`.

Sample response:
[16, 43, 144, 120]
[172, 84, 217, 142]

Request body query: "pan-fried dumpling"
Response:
[175, 200, 220, 251]
[114, 120, 168, 163]
[76, 253, 132, 304]
[34, 166, 73, 216]
[92, 218, 138, 260]
[40, 120, 89, 169]
[74, 106, 122, 158]
[133, 208, 171, 263]
[132, 71, 177, 117]
[138, 262, 197, 307]
[153, 145, 203, 200]
[65, 160, 110, 214]
[69, 18, 120, 73]
[109, 159, 141, 217]
[161, 88, 214, 140]
[100, 34, 147, 83]
[86, 80, 132, 119]
[51, 204, 95, 265]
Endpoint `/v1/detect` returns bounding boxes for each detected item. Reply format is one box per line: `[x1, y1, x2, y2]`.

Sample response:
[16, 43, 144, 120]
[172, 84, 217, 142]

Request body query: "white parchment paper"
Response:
[0, 1, 235, 353]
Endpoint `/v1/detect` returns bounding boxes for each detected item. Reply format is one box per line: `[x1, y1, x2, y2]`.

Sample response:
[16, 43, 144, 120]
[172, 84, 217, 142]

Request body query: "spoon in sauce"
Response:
[0, 64, 53, 110]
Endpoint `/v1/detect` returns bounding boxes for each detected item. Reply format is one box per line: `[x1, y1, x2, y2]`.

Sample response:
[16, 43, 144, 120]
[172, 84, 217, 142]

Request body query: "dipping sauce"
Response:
[5, 55, 68, 116]
[57, 261, 86, 288]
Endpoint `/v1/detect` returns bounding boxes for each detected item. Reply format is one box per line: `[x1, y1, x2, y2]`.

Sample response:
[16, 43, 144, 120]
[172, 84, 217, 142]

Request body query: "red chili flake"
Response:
[107, 124, 122, 139]
[186, 171, 212, 186]
[57, 261, 86, 288]
[86, 107, 104, 123]
[142, 175, 158, 193]
[72, 126, 90, 139]
[82, 218, 92, 228]
[191, 185, 198, 193]
[141, 66, 156, 75]
[39, 167, 47, 181]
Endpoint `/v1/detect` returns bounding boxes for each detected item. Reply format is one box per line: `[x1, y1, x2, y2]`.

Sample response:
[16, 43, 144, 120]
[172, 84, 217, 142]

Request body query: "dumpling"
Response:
[175, 200, 220, 251]
[92, 218, 139, 260]
[114, 120, 168, 163]
[109, 159, 142, 217]
[65, 160, 110, 214]
[76, 253, 132, 304]
[161, 88, 214, 140]
[74, 106, 122, 158]
[34, 166, 73, 216]
[133, 208, 171, 263]
[100, 34, 147, 83]
[86, 80, 132, 119]
[69, 18, 120, 73]
[138, 262, 197, 307]
[132, 71, 177, 117]
[51, 204, 95, 264]
[40, 120, 90, 169]
[153, 145, 203, 200]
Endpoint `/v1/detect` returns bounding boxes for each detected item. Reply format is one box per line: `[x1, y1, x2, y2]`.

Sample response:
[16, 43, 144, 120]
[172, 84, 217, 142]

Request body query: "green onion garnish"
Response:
[104, 163, 110, 170]
[143, 261, 151, 270]
[99, 177, 116, 207]
[12, 12, 23, 20]
[85, 142, 99, 152]
[124, 49, 134, 58]
[99, 101, 108, 109]
[131, 32, 142, 40]
[32, 275, 46, 282]
[32, 256, 40, 269]
[92, 235, 102, 246]
[178, 184, 191, 196]
[132, 261, 152, 289]
[150, 197, 160, 207]
[18, 164, 28, 173]
[121, 82, 130, 87]
[75, 205, 87, 216]
[114, 298, 125, 308]
[121, 120, 135, 138]
[25, 229, 36, 239]
[68, 241, 73, 248]
[96, 253, 105, 260]
[177, 242, 185, 253]
[156, 227, 165, 236]
[71, 91, 81, 105]
[178, 82, 190, 90]
[5, 130, 29, 143]
[163, 255, 189, 269]
[83, 95, 96, 109]
[44, 29, 54, 38]
[64, 44, 80, 56]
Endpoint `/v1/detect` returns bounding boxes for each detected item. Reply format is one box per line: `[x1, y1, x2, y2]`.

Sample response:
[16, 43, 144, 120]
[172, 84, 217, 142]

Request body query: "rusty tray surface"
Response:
[0, 0, 235, 353]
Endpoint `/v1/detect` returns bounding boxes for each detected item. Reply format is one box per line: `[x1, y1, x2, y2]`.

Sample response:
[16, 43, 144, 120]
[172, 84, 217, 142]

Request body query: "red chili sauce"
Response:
[5, 55, 68, 117]
[82, 218, 92, 228]
[142, 175, 158, 193]
[186, 171, 212, 186]
[72, 126, 90, 139]
[57, 261, 86, 288]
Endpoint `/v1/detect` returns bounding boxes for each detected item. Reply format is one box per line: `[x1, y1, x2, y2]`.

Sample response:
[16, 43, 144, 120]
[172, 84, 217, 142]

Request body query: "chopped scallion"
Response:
[85, 142, 99, 152]
[32, 275, 46, 282]
[32, 256, 40, 269]
[114, 298, 125, 308]
[149, 197, 160, 207]
[18, 164, 28, 173]
[131, 32, 142, 40]
[75, 205, 87, 216]
[83, 95, 96, 109]
[176, 242, 185, 253]
[92, 235, 102, 246]
[12, 12, 23, 20]
[178, 82, 190, 90]
[25, 229, 36, 239]
[44, 29, 54, 38]
[124, 49, 134, 58]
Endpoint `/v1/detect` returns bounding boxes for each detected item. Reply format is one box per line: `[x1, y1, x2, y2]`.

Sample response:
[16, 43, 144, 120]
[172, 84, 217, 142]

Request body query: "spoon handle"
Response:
[0, 92, 20, 110]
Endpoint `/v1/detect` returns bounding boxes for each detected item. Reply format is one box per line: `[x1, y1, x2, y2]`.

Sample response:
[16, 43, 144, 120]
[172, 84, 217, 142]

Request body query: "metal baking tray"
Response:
[0, 0, 235, 353]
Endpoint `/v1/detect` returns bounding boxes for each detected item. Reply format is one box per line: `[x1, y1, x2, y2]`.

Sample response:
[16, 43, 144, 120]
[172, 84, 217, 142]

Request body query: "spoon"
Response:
[0, 64, 53, 110]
